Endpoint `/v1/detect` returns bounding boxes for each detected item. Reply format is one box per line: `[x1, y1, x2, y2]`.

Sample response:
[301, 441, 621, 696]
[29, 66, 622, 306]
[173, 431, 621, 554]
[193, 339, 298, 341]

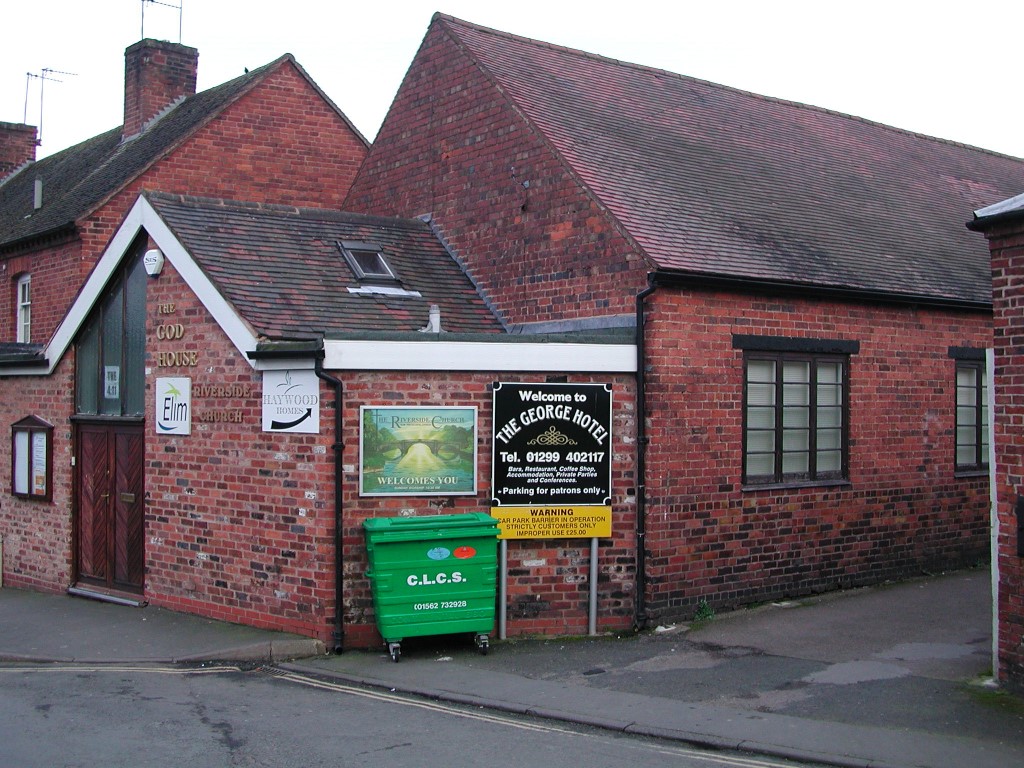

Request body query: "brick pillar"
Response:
[0, 121, 38, 177]
[123, 39, 199, 139]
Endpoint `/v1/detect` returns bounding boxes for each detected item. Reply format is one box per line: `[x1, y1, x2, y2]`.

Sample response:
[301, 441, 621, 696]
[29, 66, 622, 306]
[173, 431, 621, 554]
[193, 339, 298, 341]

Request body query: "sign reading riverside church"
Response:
[359, 406, 478, 496]
[490, 382, 613, 539]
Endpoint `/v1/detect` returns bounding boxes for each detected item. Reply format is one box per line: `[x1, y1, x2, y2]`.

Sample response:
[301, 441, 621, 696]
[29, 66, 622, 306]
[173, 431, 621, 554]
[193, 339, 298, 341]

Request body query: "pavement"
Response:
[3, 569, 1023, 768]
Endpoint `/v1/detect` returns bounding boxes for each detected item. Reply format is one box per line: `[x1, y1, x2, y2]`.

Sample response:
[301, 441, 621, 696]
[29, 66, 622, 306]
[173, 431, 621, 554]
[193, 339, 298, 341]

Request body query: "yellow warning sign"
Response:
[489, 506, 612, 540]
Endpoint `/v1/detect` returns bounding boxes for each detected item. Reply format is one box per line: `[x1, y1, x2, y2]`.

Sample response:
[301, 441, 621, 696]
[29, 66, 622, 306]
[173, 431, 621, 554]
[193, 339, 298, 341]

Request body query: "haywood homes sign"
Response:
[490, 382, 612, 539]
[262, 370, 320, 433]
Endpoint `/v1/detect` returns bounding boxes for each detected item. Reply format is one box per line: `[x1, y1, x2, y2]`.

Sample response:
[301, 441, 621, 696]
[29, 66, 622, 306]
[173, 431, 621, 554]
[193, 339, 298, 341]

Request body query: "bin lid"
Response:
[363, 512, 499, 541]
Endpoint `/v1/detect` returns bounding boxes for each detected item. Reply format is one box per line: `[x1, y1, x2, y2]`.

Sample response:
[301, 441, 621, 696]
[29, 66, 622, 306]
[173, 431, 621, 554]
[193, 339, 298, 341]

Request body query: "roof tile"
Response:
[146, 192, 504, 339]
[439, 15, 1024, 304]
[1, 56, 294, 249]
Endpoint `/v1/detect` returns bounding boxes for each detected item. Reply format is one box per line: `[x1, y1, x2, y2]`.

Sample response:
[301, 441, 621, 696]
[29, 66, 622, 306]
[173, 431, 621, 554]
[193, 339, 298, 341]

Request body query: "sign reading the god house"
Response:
[491, 382, 612, 509]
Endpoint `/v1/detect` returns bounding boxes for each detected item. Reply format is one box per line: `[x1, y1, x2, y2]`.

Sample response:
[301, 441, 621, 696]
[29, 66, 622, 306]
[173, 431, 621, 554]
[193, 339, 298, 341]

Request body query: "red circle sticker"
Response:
[453, 546, 477, 559]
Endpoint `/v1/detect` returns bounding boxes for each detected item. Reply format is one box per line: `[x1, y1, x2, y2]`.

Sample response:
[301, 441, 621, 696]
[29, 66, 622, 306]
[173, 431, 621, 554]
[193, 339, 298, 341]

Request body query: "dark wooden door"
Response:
[76, 423, 145, 592]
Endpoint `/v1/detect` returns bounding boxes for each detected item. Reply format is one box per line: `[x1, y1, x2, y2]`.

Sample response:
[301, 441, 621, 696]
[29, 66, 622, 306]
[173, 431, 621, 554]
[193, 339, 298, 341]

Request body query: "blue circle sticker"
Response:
[427, 547, 451, 561]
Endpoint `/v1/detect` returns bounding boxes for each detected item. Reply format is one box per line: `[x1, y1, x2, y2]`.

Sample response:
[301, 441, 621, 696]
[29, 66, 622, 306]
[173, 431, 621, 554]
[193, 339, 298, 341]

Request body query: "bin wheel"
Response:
[388, 642, 401, 662]
[475, 634, 489, 655]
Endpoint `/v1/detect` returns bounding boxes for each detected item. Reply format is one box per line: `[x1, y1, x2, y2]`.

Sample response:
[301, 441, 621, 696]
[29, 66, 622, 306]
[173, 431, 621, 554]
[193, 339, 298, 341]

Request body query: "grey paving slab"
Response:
[0, 587, 322, 663]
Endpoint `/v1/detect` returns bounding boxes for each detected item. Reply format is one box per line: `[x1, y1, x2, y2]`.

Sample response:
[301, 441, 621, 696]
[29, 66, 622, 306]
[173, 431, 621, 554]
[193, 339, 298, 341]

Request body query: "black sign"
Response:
[491, 382, 612, 506]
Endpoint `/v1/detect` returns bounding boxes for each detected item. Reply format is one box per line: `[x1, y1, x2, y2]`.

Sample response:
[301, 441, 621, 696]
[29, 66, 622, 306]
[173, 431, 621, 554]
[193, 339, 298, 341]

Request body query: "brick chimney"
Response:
[0, 121, 38, 177]
[123, 39, 199, 139]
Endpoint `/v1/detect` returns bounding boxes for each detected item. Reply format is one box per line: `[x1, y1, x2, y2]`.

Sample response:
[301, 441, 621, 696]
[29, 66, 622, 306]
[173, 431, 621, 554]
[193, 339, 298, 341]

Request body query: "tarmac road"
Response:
[2, 568, 1022, 768]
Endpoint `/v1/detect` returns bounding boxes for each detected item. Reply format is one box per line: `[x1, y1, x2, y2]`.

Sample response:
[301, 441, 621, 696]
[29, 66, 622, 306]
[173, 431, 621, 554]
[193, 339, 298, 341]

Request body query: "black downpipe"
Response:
[315, 358, 346, 653]
[633, 274, 657, 631]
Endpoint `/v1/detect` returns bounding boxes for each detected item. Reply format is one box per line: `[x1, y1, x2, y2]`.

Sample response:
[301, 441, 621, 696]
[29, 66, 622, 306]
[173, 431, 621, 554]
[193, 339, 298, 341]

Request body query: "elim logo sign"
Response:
[156, 377, 191, 435]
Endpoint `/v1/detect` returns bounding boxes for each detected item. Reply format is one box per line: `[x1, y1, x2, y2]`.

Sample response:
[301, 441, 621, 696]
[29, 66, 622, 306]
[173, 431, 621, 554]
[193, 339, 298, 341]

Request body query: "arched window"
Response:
[74, 244, 147, 417]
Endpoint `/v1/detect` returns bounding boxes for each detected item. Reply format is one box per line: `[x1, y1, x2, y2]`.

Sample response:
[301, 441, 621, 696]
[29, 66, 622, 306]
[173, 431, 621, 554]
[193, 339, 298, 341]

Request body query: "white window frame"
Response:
[955, 359, 990, 472]
[16, 274, 31, 343]
[338, 241, 397, 281]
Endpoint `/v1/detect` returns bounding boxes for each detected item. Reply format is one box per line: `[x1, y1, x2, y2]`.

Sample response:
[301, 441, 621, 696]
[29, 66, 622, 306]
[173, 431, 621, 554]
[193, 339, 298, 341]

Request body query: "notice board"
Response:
[490, 382, 612, 539]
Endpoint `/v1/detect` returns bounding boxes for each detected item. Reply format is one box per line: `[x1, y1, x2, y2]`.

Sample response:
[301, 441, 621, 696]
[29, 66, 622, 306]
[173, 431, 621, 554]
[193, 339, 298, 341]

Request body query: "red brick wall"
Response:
[81, 61, 368, 270]
[144, 259, 338, 639]
[147, 295, 640, 644]
[0, 122, 37, 177]
[123, 40, 199, 138]
[344, 24, 647, 327]
[1, 60, 368, 346]
[0, 255, 344, 640]
[0, 237, 83, 345]
[987, 220, 1024, 690]
[641, 287, 992, 621]
[338, 371, 638, 647]
[0, 356, 76, 591]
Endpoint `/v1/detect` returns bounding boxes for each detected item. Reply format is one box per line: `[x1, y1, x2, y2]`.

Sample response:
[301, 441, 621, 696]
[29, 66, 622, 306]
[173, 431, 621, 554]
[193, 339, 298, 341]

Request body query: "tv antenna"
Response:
[141, 0, 183, 43]
[24, 68, 77, 145]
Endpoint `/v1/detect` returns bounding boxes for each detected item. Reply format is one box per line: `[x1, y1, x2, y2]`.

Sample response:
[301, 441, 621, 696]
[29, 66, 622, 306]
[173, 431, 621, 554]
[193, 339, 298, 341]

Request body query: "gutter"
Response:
[245, 340, 324, 359]
[967, 191, 1024, 232]
[314, 356, 346, 653]
[0, 221, 77, 256]
[633, 274, 657, 631]
[0, 355, 48, 369]
[650, 269, 991, 313]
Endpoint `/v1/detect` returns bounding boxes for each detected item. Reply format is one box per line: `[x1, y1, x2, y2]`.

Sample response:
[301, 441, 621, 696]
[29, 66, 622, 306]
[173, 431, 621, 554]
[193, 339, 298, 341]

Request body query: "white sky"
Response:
[2, 0, 1022, 162]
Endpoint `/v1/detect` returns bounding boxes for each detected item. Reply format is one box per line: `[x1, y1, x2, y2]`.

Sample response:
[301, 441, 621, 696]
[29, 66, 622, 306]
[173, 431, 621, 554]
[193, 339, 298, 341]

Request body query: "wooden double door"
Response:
[75, 422, 145, 593]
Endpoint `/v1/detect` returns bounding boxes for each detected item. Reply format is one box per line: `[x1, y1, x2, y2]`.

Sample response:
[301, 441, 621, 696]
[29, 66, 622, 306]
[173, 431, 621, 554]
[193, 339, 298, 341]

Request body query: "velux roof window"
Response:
[338, 241, 396, 281]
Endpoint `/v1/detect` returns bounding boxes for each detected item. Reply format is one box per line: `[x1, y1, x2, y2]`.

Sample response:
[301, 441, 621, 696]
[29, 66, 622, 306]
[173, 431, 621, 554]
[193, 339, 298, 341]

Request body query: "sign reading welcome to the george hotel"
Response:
[490, 382, 612, 539]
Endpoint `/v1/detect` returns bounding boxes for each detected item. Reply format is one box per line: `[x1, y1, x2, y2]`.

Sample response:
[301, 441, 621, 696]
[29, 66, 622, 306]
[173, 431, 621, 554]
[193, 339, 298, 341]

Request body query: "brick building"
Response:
[969, 193, 1024, 691]
[2, 189, 634, 646]
[0, 38, 368, 346]
[0, 39, 367, 611]
[344, 15, 1024, 628]
[3, 15, 1024, 651]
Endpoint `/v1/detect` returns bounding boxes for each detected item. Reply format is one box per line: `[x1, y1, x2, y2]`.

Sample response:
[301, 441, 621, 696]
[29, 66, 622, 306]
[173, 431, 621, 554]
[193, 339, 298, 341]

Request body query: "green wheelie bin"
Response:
[363, 513, 499, 661]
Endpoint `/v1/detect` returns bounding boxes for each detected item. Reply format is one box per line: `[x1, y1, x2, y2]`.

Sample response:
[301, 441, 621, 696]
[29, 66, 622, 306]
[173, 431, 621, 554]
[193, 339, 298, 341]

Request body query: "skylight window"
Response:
[338, 241, 396, 281]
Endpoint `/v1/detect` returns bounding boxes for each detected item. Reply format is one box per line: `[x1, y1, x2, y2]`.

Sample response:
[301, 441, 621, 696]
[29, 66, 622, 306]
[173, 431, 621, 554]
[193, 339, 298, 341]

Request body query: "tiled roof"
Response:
[439, 15, 1024, 305]
[146, 192, 504, 339]
[0, 54, 353, 250]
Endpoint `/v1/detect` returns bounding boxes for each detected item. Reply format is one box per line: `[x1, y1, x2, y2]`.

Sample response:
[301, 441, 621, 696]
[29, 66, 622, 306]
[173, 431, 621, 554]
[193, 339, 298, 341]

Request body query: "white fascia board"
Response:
[33, 195, 260, 375]
[323, 339, 636, 372]
[40, 196, 151, 373]
[140, 198, 260, 367]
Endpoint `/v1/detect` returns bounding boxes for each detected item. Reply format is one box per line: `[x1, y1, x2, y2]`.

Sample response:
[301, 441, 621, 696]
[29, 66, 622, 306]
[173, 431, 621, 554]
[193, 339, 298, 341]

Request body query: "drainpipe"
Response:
[634, 274, 658, 631]
[315, 356, 346, 653]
